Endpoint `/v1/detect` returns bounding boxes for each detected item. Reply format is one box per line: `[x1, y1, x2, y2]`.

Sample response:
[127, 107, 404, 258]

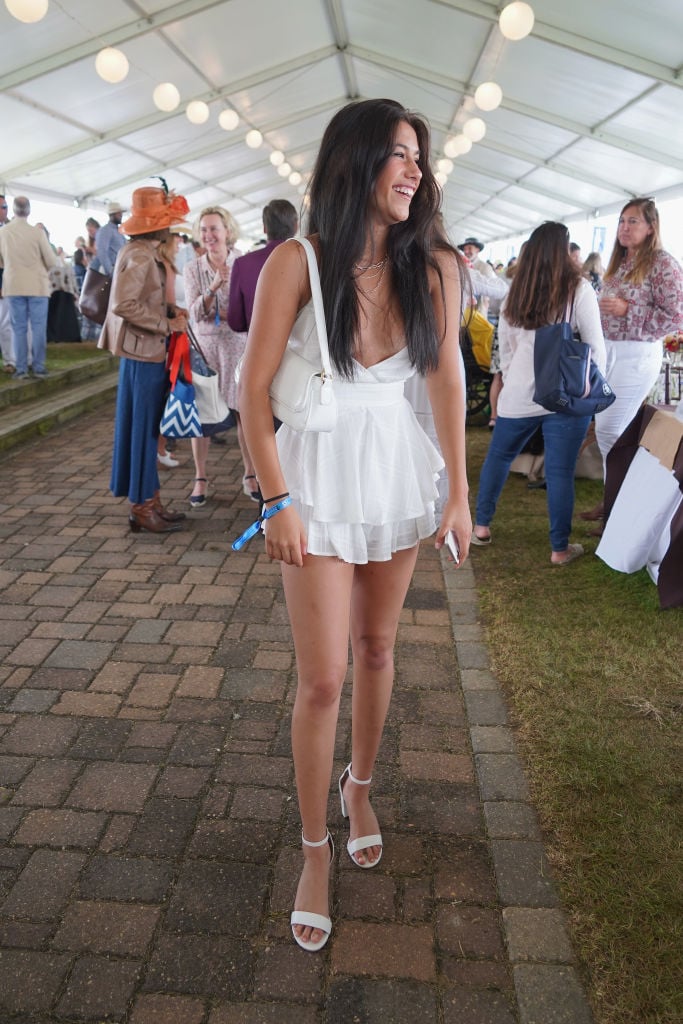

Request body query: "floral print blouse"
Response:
[600, 249, 683, 343]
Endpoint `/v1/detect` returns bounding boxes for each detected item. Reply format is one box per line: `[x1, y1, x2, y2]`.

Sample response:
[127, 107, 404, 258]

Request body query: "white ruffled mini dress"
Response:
[276, 300, 444, 564]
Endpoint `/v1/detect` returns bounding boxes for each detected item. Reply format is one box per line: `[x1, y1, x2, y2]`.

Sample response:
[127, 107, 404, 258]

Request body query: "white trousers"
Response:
[595, 339, 663, 473]
[0, 296, 14, 365]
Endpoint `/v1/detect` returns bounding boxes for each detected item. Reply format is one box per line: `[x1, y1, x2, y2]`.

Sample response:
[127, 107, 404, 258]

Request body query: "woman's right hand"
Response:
[263, 505, 307, 567]
[211, 265, 230, 291]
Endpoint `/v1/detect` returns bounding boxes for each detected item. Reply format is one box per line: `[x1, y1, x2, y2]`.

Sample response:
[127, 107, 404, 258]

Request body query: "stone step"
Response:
[0, 352, 117, 411]
[0, 366, 119, 453]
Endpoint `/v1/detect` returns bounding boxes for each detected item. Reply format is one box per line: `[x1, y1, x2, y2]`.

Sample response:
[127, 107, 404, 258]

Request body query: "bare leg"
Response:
[190, 436, 210, 500]
[344, 545, 420, 864]
[282, 555, 355, 946]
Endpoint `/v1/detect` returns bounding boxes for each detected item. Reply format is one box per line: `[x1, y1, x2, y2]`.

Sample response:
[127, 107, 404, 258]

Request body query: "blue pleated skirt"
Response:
[110, 358, 167, 504]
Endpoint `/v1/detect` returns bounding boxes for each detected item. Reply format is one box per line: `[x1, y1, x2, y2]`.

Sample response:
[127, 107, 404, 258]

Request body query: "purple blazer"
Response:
[227, 239, 283, 333]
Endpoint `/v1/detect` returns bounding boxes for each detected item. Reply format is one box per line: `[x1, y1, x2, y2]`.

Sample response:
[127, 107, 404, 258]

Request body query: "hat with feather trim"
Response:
[122, 187, 190, 236]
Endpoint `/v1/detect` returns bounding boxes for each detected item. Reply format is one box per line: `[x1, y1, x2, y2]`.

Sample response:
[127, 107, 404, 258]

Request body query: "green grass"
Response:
[45, 341, 110, 371]
[0, 343, 110, 386]
[466, 425, 682, 1024]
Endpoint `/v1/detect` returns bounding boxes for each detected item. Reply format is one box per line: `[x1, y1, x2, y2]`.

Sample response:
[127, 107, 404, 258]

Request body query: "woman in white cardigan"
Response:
[472, 222, 606, 566]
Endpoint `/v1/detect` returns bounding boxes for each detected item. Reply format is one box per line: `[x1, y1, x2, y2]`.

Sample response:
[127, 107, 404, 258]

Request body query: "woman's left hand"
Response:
[435, 495, 472, 567]
[599, 295, 628, 317]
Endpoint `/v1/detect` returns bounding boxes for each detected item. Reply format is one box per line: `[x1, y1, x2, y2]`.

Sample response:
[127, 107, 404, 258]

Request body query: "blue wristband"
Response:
[231, 496, 292, 552]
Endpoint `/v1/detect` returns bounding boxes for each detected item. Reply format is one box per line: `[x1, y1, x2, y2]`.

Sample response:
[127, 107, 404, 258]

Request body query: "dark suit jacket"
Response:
[227, 239, 282, 333]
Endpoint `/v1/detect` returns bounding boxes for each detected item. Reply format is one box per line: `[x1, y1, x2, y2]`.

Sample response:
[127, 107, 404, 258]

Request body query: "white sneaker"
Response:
[157, 452, 180, 468]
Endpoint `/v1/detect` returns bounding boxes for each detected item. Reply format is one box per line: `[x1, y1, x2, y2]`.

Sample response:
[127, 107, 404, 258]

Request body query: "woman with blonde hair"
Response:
[183, 206, 252, 507]
[581, 251, 604, 292]
[581, 198, 683, 522]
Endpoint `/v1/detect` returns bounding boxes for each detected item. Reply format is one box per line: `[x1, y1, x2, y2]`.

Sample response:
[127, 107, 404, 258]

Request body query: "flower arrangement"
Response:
[664, 331, 682, 354]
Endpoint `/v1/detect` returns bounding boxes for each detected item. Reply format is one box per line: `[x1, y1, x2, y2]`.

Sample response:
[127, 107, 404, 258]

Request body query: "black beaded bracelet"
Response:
[261, 491, 290, 505]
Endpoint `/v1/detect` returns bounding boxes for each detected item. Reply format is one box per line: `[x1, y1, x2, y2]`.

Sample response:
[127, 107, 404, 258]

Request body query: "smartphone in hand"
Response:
[445, 531, 460, 565]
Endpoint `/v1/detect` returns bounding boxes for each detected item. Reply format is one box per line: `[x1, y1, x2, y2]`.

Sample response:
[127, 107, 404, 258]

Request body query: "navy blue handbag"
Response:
[533, 306, 616, 417]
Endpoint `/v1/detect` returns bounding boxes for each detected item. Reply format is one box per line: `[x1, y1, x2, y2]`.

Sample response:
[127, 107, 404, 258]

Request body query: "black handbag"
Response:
[533, 302, 616, 417]
[78, 267, 112, 325]
[47, 290, 81, 342]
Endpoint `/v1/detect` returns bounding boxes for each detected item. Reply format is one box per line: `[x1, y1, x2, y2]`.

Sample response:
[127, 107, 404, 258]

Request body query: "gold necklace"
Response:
[354, 255, 387, 273]
[357, 260, 387, 298]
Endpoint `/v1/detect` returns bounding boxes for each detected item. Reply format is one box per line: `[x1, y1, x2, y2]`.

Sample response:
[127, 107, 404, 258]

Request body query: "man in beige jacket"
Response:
[0, 196, 57, 379]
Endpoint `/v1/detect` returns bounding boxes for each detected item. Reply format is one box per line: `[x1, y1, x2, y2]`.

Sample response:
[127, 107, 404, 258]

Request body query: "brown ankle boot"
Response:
[129, 498, 183, 534]
[153, 490, 186, 523]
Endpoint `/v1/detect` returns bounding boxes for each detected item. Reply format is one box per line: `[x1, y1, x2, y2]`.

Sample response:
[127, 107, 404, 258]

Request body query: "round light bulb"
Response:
[186, 100, 210, 124]
[277, 162, 292, 178]
[288, 171, 302, 186]
[447, 135, 472, 156]
[269, 150, 285, 167]
[435, 171, 448, 188]
[219, 109, 239, 131]
[153, 82, 180, 112]
[437, 157, 454, 175]
[95, 47, 129, 84]
[463, 117, 486, 142]
[245, 129, 263, 149]
[499, 2, 535, 41]
[474, 81, 503, 112]
[5, 0, 48, 23]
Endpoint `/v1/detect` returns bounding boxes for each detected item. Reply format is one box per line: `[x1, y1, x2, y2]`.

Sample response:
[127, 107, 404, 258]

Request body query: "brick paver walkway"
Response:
[0, 400, 594, 1023]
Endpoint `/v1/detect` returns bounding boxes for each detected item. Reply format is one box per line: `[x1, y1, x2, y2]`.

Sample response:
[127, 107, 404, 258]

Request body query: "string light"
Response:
[246, 129, 263, 148]
[288, 171, 302, 186]
[5, 0, 48, 23]
[463, 117, 486, 142]
[437, 157, 454, 175]
[474, 82, 503, 112]
[186, 100, 210, 124]
[277, 162, 291, 177]
[499, 2, 535, 41]
[153, 83, 180, 112]
[445, 135, 472, 156]
[269, 150, 285, 167]
[95, 47, 129, 84]
[219, 109, 239, 131]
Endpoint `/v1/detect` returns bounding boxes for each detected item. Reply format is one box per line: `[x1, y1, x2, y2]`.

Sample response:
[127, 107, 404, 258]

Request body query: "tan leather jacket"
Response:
[98, 239, 171, 362]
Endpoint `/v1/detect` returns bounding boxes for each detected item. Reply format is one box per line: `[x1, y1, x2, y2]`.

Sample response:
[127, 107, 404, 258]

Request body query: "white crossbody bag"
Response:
[267, 237, 337, 432]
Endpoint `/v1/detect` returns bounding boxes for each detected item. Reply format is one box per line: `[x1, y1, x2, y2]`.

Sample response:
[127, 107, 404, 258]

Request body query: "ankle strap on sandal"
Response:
[346, 764, 372, 786]
[301, 829, 331, 848]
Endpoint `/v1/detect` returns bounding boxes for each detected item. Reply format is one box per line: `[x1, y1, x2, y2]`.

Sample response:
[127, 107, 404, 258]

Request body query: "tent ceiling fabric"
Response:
[2, 0, 682, 243]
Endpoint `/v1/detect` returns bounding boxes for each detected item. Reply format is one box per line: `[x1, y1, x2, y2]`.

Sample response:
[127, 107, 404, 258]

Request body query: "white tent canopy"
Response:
[2, 0, 682, 244]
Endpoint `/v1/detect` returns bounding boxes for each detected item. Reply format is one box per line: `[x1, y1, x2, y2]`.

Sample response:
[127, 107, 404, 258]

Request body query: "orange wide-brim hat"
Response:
[121, 187, 190, 236]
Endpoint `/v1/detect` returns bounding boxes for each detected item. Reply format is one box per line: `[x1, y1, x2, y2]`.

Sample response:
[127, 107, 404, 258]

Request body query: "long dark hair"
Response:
[306, 98, 460, 377]
[504, 222, 581, 329]
[604, 197, 662, 287]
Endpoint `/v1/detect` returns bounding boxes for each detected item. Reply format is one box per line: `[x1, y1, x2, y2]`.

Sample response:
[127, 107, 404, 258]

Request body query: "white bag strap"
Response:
[297, 237, 333, 379]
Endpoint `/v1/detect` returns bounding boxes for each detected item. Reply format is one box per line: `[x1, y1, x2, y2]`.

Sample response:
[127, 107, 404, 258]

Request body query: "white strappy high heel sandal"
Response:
[338, 762, 383, 868]
[290, 830, 334, 952]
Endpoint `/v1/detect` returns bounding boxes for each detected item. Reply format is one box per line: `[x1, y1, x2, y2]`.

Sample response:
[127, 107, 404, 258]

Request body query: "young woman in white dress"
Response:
[238, 98, 471, 952]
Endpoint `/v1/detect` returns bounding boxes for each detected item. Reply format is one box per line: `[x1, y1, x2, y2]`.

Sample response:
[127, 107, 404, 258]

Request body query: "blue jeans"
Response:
[475, 413, 591, 552]
[8, 296, 48, 374]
